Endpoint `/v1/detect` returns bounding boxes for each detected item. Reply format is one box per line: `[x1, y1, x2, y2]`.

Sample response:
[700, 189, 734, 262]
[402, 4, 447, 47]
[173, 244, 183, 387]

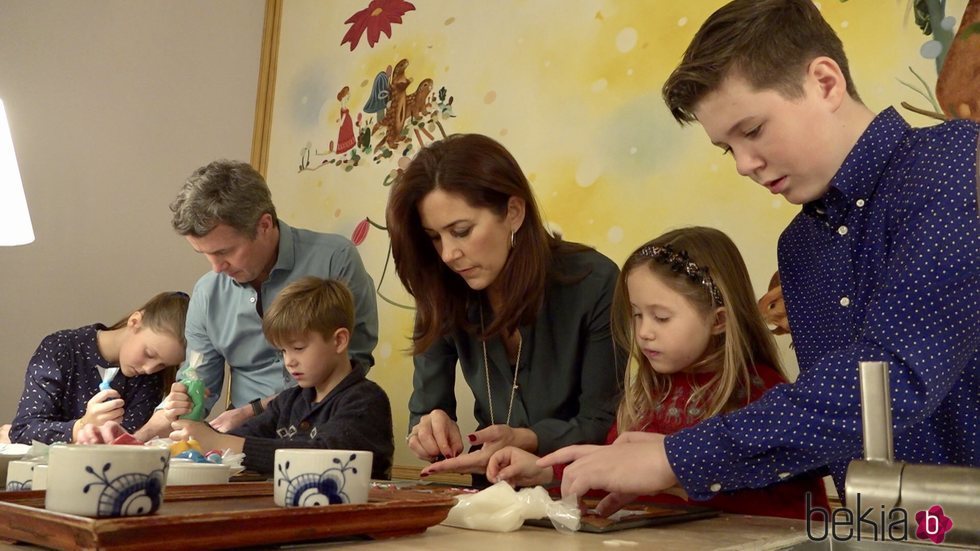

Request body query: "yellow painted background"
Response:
[260, 0, 968, 469]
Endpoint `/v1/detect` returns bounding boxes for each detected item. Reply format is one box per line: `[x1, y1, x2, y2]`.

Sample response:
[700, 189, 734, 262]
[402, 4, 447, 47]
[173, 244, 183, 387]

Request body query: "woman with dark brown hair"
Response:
[386, 133, 624, 477]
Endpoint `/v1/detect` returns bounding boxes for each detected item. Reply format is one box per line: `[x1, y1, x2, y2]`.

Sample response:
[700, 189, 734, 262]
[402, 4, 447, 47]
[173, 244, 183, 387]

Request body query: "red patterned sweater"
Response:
[555, 364, 829, 520]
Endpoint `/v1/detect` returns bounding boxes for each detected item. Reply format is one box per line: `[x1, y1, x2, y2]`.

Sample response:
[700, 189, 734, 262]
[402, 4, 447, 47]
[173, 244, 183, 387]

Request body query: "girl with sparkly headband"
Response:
[488, 227, 828, 519]
[386, 133, 624, 480]
[9, 292, 189, 444]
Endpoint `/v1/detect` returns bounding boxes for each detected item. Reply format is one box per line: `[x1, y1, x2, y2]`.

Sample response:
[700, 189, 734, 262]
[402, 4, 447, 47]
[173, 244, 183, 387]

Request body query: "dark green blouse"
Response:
[409, 247, 625, 455]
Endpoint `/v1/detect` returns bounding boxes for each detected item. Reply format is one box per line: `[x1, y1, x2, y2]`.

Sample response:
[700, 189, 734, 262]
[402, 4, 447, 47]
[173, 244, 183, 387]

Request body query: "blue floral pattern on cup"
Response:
[82, 456, 168, 517]
[277, 452, 360, 506]
[6, 464, 34, 491]
[5, 479, 31, 491]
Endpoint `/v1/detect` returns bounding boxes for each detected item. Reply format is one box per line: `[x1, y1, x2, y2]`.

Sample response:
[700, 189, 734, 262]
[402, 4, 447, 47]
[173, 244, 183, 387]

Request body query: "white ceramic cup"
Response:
[5, 460, 37, 491]
[0, 444, 28, 487]
[32, 464, 48, 490]
[44, 445, 169, 517]
[273, 449, 372, 507]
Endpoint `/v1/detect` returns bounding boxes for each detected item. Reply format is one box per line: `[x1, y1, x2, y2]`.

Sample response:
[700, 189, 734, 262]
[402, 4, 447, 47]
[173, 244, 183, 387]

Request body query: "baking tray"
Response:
[525, 499, 718, 533]
[0, 482, 455, 550]
[379, 482, 718, 533]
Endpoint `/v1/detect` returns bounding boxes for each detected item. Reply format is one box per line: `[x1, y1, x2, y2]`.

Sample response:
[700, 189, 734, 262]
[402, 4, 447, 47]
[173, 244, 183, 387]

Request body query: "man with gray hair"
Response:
[136, 160, 378, 438]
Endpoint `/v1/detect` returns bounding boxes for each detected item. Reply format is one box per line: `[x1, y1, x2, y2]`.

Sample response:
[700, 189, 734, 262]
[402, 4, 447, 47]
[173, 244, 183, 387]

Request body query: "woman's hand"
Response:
[420, 425, 537, 476]
[160, 382, 192, 422]
[407, 409, 464, 461]
[487, 446, 553, 487]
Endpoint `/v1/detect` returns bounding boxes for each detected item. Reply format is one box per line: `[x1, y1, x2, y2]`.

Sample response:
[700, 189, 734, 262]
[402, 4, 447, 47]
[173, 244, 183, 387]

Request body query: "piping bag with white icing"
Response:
[441, 481, 581, 533]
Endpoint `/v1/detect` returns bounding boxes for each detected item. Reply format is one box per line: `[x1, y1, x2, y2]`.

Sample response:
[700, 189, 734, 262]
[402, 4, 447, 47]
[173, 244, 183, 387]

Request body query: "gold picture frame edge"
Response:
[250, 0, 283, 176]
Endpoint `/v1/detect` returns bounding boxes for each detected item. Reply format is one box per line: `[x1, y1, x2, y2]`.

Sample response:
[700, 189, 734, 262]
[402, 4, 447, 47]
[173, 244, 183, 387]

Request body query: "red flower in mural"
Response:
[341, 0, 416, 51]
[351, 218, 371, 246]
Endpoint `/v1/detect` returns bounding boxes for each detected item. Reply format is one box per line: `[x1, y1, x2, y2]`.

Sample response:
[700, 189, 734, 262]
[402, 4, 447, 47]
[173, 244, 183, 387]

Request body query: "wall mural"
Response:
[253, 0, 976, 469]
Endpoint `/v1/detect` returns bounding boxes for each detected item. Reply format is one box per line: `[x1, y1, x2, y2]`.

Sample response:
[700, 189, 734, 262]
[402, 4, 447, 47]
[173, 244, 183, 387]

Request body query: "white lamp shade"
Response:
[0, 99, 34, 246]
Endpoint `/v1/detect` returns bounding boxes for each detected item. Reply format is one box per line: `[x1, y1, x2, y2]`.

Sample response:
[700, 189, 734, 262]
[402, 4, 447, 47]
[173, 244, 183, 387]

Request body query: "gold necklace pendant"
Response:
[480, 304, 521, 426]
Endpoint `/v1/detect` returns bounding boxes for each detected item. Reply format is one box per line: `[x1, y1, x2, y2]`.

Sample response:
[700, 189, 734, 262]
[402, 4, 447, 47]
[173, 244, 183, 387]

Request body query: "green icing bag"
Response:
[179, 351, 207, 421]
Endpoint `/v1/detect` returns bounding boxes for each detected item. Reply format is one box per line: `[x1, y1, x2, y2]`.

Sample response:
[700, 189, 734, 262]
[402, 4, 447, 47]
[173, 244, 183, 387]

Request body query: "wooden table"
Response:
[316, 516, 810, 550]
[0, 514, 810, 551]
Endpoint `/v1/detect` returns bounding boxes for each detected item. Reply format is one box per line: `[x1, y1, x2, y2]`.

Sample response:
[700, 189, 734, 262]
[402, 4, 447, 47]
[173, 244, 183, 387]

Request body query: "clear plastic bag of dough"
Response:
[441, 481, 581, 533]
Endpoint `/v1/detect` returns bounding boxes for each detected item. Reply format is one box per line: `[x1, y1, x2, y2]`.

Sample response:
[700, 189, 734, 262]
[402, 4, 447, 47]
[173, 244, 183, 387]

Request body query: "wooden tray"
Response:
[0, 482, 456, 550]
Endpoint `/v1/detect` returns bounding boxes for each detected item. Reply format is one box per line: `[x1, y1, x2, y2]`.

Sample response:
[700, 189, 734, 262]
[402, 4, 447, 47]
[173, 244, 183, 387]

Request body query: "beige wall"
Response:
[0, 1, 266, 424]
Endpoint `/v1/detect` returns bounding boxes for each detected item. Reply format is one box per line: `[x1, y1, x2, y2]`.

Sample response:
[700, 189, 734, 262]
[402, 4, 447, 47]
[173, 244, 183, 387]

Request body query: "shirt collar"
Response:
[267, 219, 295, 280]
[804, 107, 910, 223]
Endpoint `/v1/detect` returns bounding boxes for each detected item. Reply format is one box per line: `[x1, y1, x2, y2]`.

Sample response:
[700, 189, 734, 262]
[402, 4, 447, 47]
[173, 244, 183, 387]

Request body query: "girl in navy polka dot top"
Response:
[488, 228, 829, 519]
[9, 292, 189, 444]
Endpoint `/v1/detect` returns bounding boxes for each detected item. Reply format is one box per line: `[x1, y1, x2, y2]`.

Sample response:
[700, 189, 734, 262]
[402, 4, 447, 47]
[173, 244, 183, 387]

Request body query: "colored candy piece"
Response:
[110, 432, 144, 446]
[169, 438, 203, 457]
[204, 450, 224, 464]
[176, 450, 207, 463]
[170, 440, 191, 456]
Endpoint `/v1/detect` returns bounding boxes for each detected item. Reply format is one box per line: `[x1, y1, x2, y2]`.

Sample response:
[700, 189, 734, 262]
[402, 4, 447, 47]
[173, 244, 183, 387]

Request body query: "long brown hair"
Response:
[612, 227, 783, 432]
[387, 133, 582, 353]
[107, 291, 190, 395]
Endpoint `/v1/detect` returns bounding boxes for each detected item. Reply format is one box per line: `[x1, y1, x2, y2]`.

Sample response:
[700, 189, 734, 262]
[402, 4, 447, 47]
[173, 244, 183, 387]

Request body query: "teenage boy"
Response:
[169, 277, 394, 479]
[540, 0, 978, 515]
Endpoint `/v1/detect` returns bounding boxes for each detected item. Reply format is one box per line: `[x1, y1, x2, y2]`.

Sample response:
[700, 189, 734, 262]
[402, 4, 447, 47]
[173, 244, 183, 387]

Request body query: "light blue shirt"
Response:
[180, 220, 378, 412]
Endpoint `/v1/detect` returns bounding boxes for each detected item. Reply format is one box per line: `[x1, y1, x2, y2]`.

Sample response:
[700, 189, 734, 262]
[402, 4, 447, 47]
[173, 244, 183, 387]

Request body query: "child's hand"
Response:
[76, 420, 133, 444]
[81, 389, 124, 427]
[611, 431, 664, 444]
[208, 405, 251, 433]
[170, 419, 244, 455]
[538, 437, 676, 518]
[169, 419, 217, 446]
[161, 382, 192, 421]
[487, 446, 553, 487]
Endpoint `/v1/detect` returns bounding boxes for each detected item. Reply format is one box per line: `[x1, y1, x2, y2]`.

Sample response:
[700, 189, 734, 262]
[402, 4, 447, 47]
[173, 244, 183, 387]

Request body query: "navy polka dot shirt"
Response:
[665, 108, 979, 501]
[9, 324, 164, 444]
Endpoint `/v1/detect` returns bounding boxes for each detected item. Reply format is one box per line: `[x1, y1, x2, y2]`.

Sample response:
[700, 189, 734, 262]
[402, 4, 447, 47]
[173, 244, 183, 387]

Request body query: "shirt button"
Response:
[840, 296, 851, 307]
[709, 483, 722, 492]
[855, 199, 866, 207]
[299, 421, 311, 430]
[838, 226, 848, 236]
[249, 297, 256, 303]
